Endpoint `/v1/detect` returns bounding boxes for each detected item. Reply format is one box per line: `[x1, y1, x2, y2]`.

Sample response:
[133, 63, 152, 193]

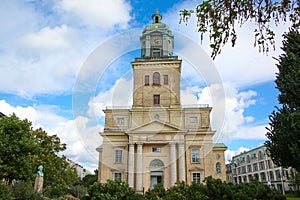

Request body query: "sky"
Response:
[0, 0, 290, 172]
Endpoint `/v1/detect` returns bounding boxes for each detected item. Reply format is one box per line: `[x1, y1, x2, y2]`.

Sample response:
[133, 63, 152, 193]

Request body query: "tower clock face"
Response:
[151, 37, 161, 46]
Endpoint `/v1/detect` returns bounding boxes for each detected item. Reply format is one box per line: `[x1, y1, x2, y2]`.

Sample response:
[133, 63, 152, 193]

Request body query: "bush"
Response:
[88, 180, 143, 200]
[10, 181, 43, 200]
[43, 184, 68, 198]
[0, 184, 12, 200]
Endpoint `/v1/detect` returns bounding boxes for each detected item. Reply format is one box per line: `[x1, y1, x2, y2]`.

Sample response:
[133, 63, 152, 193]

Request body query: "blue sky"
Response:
[0, 0, 289, 170]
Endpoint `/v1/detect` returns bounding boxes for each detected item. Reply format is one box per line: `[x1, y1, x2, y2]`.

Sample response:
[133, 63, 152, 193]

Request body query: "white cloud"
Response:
[0, 100, 102, 171]
[56, 0, 132, 28]
[180, 82, 264, 142]
[88, 77, 132, 118]
[225, 147, 250, 163]
[17, 25, 78, 52]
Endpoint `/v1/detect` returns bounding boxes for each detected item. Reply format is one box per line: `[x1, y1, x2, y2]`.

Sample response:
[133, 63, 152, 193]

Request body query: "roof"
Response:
[213, 143, 227, 148]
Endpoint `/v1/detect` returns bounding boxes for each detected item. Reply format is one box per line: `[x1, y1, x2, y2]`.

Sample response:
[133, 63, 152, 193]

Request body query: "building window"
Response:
[247, 165, 252, 173]
[258, 151, 263, 160]
[246, 155, 250, 163]
[260, 172, 266, 181]
[275, 169, 281, 180]
[152, 48, 161, 57]
[115, 149, 122, 163]
[191, 148, 200, 163]
[114, 172, 122, 181]
[145, 75, 149, 86]
[152, 147, 161, 152]
[270, 171, 274, 180]
[192, 172, 201, 184]
[153, 95, 160, 105]
[163, 75, 168, 85]
[216, 162, 221, 174]
[153, 72, 160, 85]
[190, 117, 198, 123]
[259, 161, 265, 170]
[253, 163, 258, 171]
[117, 118, 124, 125]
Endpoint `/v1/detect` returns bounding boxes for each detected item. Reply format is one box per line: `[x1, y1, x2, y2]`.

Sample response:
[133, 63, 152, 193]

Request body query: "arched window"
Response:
[150, 159, 164, 168]
[216, 162, 222, 174]
[246, 155, 250, 163]
[153, 72, 160, 85]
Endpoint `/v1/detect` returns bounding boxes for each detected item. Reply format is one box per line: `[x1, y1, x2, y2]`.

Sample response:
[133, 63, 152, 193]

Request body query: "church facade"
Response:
[97, 11, 227, 192]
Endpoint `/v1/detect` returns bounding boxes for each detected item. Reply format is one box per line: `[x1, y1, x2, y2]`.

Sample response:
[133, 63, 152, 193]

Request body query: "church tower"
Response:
[97, 10, 227, 192]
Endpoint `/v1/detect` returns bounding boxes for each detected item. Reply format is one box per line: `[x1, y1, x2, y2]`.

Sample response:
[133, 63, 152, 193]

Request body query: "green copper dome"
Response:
[139, 9, 174, 59]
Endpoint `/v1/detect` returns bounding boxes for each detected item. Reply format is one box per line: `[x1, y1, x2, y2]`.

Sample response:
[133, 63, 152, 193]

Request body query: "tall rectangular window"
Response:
[114, 172, 122, 181]
[117, 118, 124, 125]
[191, 148, 200, 163]
[145, 75, 149, 86]
[192, 173, 201, 184]
[115, 149, 122, 163]
[153, 95, 160, 105]
[163, 75, 168, 85]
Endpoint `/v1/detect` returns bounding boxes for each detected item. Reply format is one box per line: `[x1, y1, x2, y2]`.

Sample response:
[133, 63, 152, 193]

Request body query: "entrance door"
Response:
[150, 171, 163, 189]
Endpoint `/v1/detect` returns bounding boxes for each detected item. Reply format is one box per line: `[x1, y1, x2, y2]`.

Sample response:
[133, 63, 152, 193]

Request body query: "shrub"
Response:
[88, 180, 143, 200]
[10, 181, 43, 200]
[0, 184, 12, 200]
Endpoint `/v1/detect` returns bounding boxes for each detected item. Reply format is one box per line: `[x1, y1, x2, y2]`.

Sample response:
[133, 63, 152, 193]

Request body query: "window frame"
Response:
[216, 162, 222, 174]
[114, 172, 122, 181]
[117, 117, 124, 125]
[192, 172, 201, 184]
[153, 72, 160, 85]
[190, 116, 198, 123]
[114, 149, 123, 164]
[163, 75, 168, 85]
[152, 147, 161, 152]
[191, 148, 200, 163]
[145, 75, 149, 86]
[153, 95, 160, 106]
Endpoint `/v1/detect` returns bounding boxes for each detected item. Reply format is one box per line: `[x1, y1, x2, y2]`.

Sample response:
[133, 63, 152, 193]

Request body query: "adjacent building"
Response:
[229, 145, 294, 193]
[97, 10, 227, 192]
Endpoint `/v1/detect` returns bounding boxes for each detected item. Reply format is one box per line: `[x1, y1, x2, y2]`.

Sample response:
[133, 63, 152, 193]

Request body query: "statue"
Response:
[34, 165, 44, 193]
[37, 165, 44, 177]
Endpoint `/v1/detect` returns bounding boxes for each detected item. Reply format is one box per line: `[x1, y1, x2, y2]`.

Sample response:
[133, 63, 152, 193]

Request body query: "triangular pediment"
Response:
[126, 120, 182, 133]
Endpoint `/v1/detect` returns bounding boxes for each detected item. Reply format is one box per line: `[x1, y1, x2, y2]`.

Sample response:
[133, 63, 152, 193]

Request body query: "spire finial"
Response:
[156, 8, 158, 14]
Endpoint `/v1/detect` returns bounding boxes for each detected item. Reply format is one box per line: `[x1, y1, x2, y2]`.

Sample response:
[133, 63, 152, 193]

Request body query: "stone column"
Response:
[128, 144, 135, 188]
[136, 143, 143, 192]
[178, 143, 186, 182]
[169, 143, 177, 186]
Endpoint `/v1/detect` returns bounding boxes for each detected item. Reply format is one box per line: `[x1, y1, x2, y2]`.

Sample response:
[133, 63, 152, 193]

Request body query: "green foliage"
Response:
[0, 114, 79, 188]
[10, 181, 43, 200]
[69, 184, 88, 199]
[32, 128, 79, 187]
[180, 0, 300, 59]
[144, 183, 166, 200]
[44, 184, 69, 198]
[265, 29, 300, 172]
[81, 173, 98, 187]
[289, 170, 300, 195]
[88, 180, 143, 200]
[0, 183, 12, 200]
[0, 114, 39, 184]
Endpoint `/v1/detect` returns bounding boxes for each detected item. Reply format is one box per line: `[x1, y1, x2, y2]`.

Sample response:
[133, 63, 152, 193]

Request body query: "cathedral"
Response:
[97, 10, 227, 192]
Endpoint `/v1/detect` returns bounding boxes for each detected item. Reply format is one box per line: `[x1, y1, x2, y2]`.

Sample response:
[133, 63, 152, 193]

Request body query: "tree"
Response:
[265, 29, 300, 171]
[81, 170, 98, 188]
[31, 128, 79, 187]
[0, 114, 78, 187]
[180, 0, 300, 59]
[0, 114, 39, 184]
